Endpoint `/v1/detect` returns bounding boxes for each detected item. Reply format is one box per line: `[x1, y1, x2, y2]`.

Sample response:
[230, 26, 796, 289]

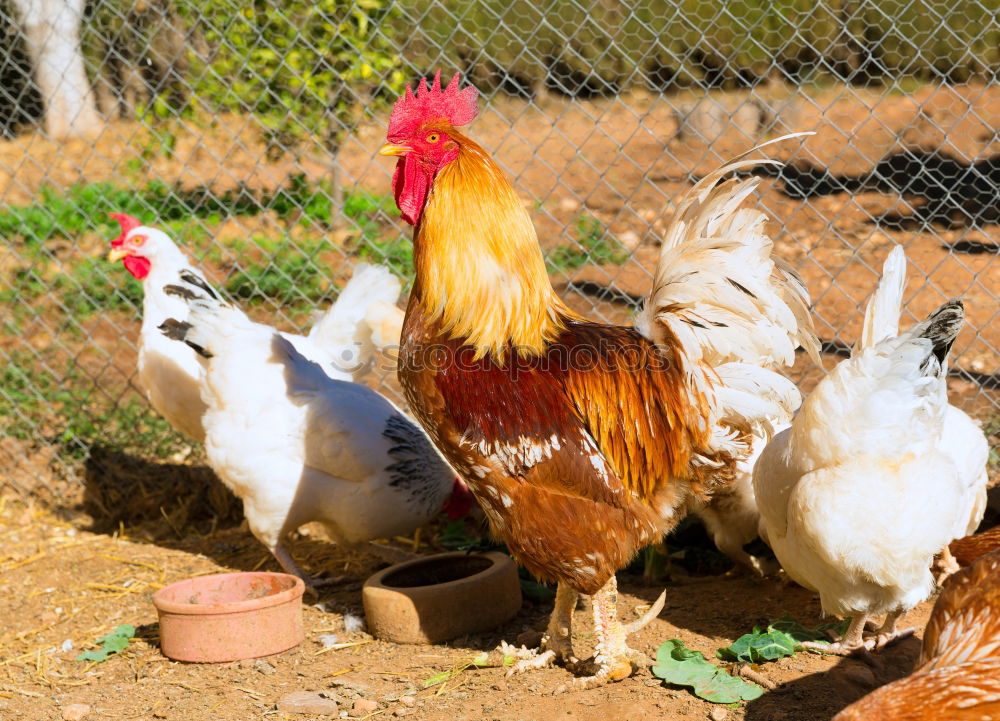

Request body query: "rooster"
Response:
[106, 213, 405, 442]
[379, 72, 819, 686]
[754, 247, 986, 654]
[158, 274, 472, 590]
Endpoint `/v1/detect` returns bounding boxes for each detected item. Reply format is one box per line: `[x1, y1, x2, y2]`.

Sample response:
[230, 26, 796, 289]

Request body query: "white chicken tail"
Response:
[635, 133, 821, 372]
[308, 263, 403, 368]
[860, 246, 906, 350]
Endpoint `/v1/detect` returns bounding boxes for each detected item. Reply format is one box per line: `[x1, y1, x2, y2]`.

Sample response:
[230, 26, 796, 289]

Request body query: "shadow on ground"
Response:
[750, 149, 1000, 233]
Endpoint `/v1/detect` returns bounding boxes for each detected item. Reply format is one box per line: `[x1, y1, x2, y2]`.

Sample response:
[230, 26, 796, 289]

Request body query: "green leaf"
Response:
[76, 624, 134, 663]
[769, 614, 829, 643]
[652, 640, 762, 704]
[717, 626, 797, 663]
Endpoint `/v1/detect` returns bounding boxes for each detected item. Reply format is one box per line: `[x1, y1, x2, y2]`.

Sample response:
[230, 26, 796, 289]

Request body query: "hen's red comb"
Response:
[387, 70, 478, 142]
[108, 213, 141, 247]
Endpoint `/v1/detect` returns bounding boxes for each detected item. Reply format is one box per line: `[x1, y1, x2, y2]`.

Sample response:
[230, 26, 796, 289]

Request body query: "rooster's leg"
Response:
[507, 582, 579, 674]
[570, 575, 665, 689]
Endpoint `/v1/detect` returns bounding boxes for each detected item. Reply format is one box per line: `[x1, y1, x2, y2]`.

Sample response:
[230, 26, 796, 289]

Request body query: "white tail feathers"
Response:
[636, 133, 821, 372]
[860, 246, 906, 351]
[308, 263, 403, 367]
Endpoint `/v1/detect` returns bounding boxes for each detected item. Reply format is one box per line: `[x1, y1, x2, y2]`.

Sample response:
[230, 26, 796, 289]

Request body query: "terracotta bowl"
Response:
[153, 571, 304, 662]
[363, 551, 522, 644]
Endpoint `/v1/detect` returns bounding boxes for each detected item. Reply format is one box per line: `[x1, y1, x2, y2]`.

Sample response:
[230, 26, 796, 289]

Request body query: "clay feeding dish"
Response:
[152, 571, 304, 662]
[363, 551, 521, 644]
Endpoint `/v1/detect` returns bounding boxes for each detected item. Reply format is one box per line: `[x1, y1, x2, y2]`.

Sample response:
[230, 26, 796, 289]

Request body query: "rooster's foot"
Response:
[568, 579, 665, 689]
[505, 582, 581, 676]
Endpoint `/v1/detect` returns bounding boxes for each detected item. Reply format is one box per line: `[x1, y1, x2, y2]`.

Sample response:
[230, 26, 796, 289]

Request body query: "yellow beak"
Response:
[107, 247, 129, 263]
[378, 143, 412, 157]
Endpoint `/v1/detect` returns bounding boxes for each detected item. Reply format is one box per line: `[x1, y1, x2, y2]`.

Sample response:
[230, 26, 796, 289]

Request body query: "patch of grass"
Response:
[357, 235, 414, 286]
[546, 214, 629, 272]
[225, 235, 335, 306]
[0, 350, 186, 459]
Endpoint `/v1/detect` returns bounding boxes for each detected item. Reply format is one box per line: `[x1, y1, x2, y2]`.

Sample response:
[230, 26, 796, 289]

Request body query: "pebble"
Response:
[353, 699, 378, 714]
[710, 708, 727, 721]
[399, 696, 416, 708]
[620, 230, 641, 249]
[330, 678, 371, 694]
[254, 659, 277, 675]
[277, 691, 340, 716]
[559, 197, 581, 213]
[62, 704, 90, 721]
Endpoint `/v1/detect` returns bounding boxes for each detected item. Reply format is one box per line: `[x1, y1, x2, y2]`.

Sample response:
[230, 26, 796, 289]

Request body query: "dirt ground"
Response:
[0, 492, 946, 721]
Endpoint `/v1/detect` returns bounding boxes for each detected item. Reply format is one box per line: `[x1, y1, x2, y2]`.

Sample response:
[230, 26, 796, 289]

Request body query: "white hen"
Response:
[107, 213, 405, 442]
[753, 246, 983, 653]
[158, 277, 468, 588]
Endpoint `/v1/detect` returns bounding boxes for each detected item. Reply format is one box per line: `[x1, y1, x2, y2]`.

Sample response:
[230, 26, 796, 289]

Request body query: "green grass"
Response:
[0, 350, 184, 459]
[225, 235, 336, 306]
[546, 214, 629, 272]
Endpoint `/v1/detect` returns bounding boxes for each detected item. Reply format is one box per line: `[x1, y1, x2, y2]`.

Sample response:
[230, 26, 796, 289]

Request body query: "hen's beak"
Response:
[379, 143, 412, 157]
[107, 247, 129, 263]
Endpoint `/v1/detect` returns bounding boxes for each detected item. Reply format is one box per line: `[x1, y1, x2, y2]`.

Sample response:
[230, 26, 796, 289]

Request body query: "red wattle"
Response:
[123, 255, 151, 280]
[392, 156, 430, 226]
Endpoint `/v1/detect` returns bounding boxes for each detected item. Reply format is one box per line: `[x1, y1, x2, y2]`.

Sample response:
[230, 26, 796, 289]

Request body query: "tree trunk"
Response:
[10, 0, 102, 138]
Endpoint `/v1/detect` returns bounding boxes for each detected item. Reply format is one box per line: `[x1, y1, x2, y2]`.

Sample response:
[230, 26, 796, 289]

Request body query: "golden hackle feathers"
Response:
[415, 136, 576, 359]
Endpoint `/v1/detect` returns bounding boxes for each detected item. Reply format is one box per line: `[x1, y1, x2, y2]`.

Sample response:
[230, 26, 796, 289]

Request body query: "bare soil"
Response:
[0, 493, 936, 721]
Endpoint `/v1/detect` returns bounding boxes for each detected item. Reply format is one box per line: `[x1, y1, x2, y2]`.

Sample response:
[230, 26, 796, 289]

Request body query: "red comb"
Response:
[387, 70, 478, 142]
[108, 213, 141, 247]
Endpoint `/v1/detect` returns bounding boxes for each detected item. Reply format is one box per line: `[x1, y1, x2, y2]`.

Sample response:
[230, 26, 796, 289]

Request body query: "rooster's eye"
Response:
[426, 133, 440, 144]
[132, 234, 147, 246]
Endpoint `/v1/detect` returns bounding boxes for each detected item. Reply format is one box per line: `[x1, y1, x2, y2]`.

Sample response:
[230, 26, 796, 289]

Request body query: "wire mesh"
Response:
[0, 0, 997, 500]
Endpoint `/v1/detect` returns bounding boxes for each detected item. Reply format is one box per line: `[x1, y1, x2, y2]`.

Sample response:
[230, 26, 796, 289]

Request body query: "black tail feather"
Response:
[916, 300, 964, 365]
[158, 318, 213, 359]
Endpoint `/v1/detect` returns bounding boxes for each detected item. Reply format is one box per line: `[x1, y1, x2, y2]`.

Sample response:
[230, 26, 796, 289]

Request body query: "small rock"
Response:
[353, 699, 378, 714]
[710, 708, 727, 721]
[330, 678, 371, 694]
[399, 696, 416, 708]
[843, 664, 876, 687]
[619, 230, 641, 250]
[255, 659, 277, 675]
[62, 704, 90, 721]
[559, 197, 581, 213]
[277, 691, 340, 716]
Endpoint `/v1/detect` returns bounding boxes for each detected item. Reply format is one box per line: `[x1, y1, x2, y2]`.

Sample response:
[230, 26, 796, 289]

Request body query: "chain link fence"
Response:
[1, 0, 997, 504]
